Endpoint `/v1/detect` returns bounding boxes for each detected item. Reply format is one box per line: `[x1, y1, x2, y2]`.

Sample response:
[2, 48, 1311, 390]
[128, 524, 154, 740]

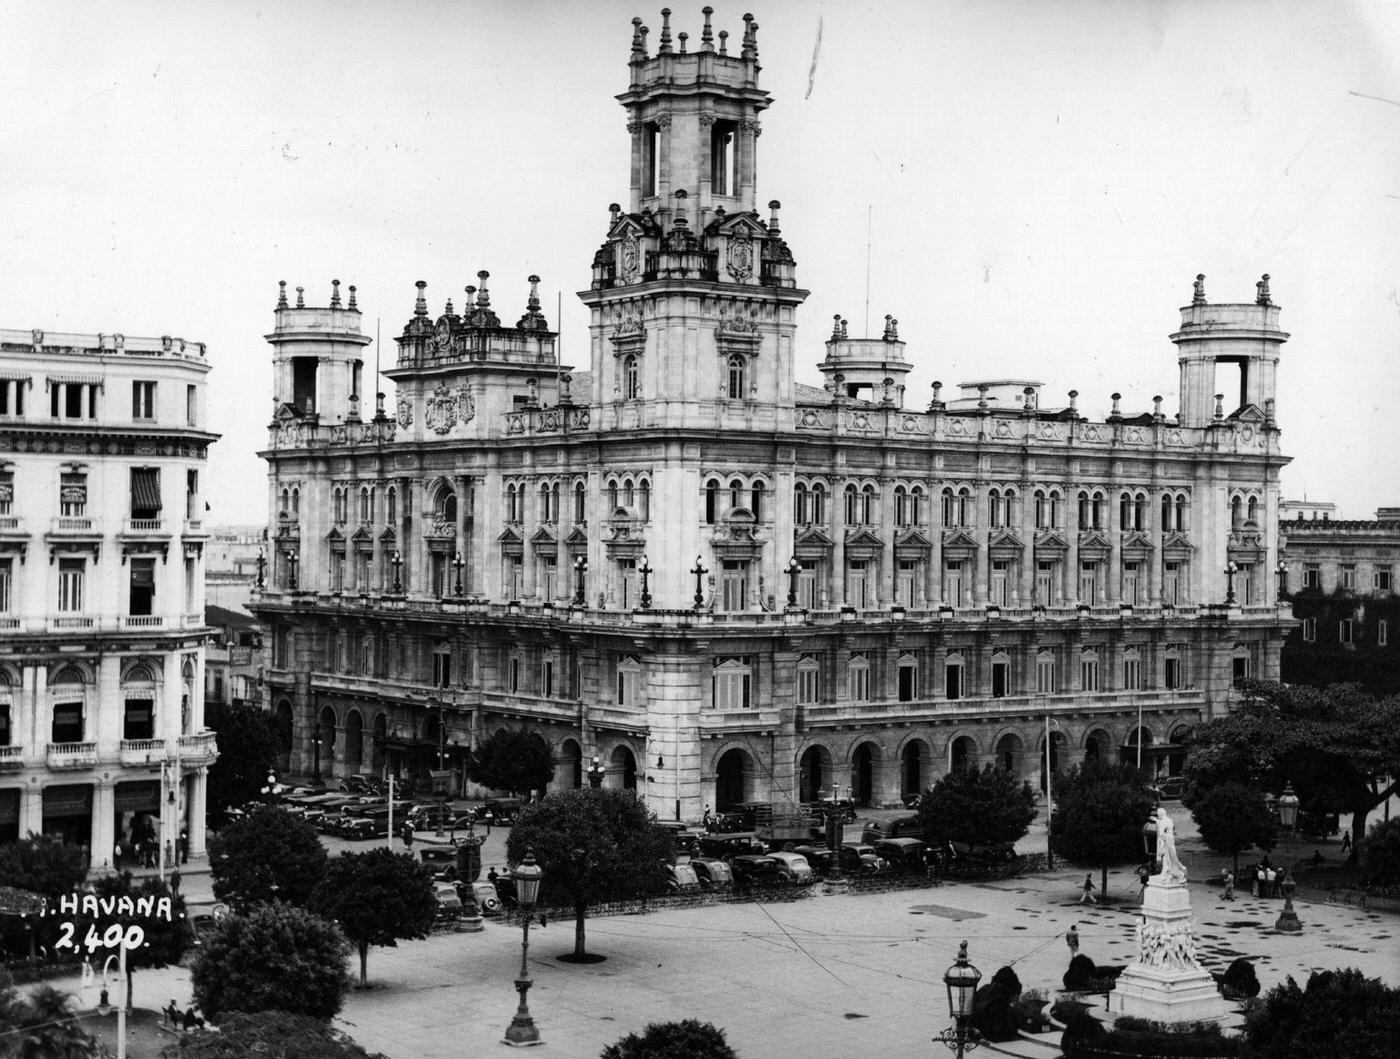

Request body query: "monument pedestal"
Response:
[1109, 878, 1229, 1024]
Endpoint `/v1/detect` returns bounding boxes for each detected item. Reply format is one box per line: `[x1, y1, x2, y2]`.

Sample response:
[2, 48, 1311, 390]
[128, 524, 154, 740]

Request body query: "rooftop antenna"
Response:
[374, 316, 381, 380]
[556, 290, 563, 397]
[864, 205, 872, 337]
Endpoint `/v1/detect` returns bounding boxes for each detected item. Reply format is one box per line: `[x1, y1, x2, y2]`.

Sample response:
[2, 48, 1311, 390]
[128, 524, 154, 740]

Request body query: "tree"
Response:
[600, 1019, 739, 1059]
[208, 805, 328, 911]
[917, 764, 1038, 848]
[0, 833, 88, 897]
[4, 982, 103, 1059]
[190, 903, 351, 1023]
[467, 729, 555, 796]
[80, 873, 192, 1013]
[206, 699, 279, 830]
[160, 1011, 388, 1059]
[506, 788, 672, 960]
[1189, 782, 1277, 876]
[1361, 816, 1400, 887]
[1241, 968, 1400, 1059]
[1049, 760, 1155, 899]
[1182, 681, 1400, 851]
[310, 848, 438, 987]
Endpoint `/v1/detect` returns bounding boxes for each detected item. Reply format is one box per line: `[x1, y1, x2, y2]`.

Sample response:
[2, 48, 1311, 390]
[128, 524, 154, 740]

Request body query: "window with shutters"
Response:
[128, 558, 156, 616]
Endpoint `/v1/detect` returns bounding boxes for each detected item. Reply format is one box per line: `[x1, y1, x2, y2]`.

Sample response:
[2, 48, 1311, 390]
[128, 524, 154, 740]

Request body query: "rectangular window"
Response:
[797, 560, 818, 610]
[617, 664, 640, 707]
[1302, 564, 1321, 590]
[797, 664, 820, 705]
[897, 560, 917, 608]
[1080, 656, 1099, 692]
[433, 648, 452, 688]
[1232, 656, 1250, 686]
[186, 384, 197, 426]
[123, 699, 154, 741]
[620, 558, 639, 609]
[943, 560, 963, 606]
[1079, 562, 1099, 604]
[1380, 620, 1389, 647]
[1164, 655, 1182, 690]
[132, 380, 156, 420]
[1122, 562, 1141, 606]
[60, 472, 86, 517]
[57, 558, 84, 612]
[0, 379, 24, 416]
[1035, 654, 1056, 694]
[990, 560, 1010, 607]
[1163, 561, 1181, 605]
[897, 662, 918, 702]
[1123, 656, 1142, 690]
[0, 470, 12, 515]
[430, 552, 448, 597]
[508, 656, 520, 693]
[539, 555, 556, 600]
[991, 660, 1009, 698]
[184, 555, 196, 612]
[505, 555, 523, 600]
[1339, 619, 1354, 644]
[52, 702, 83, 743]
[1301, 618, 1316, 642]
[847, 560, 868, 609]
[848, 663, 870, 702]
[128, 557, 155, 616]
[354, 550, 370, 592]
[1341, 565, 1357, 591]
[542, 658, 554, 698]
[186, 470, 198, 521]
[1376, 567, 1393, 593]
[1036, 561, 1057, 607]
[130, 468, 161, 519]
[0, 703, 9, 745]
[944, 662, 962, 700]
[330, 551, 345, 593]
[714, 661, 752, 709]
[0, 558, 10, 613]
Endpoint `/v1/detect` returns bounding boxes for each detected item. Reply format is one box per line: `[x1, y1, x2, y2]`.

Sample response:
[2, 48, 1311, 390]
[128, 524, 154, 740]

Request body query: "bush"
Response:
[1063, 953, 1124, 994]
[1361, 817, 1400, 887]
[1241, 968, 1400, 1059]
[1069, 1018, 1237, 1058]
[599, 1019, 738, 1059]
[970, 965, 1022, 1042]
[1217, 958, 1260, 999]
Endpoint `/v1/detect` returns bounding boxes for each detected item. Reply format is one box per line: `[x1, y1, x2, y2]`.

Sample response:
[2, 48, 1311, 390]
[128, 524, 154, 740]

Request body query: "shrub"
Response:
[1218, 958, 1260, 999]
[970, 965, 1022, 1042]
[1360, 817, 1400, 887]
[1241, 968, 1400, 1059]
[599, 1019, 738, 1059]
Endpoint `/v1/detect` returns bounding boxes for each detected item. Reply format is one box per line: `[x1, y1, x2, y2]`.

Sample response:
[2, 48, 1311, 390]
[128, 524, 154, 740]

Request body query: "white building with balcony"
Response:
[0, 327, 217, 867]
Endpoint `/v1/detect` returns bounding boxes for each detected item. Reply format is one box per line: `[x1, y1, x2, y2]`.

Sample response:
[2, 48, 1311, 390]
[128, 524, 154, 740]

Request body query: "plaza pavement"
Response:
[54, 799, 1400, 1059]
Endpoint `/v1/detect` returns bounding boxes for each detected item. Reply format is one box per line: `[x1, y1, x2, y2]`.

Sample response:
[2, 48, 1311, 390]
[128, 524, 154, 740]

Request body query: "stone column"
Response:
[91, 780, 116, 870]
[189, 766, 209, 857]
[20, 784, 42, 836]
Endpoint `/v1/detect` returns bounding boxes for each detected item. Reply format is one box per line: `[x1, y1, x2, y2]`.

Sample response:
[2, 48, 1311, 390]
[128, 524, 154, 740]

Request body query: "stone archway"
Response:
[559, 738, 583, 790]
[900, 739, 930, 802]
[316, 706, 338, 780]
[994, 732, 1026, 778]
[1083, 728, 1111, 764]
[715, 748, 751, 809]
[798, 744, 833, 803]
[1121, 726, 1153, 770]
[950, 734, 979, 773]
[610, 744, 638, 791]
[343, 710, 364, 775]
[852, 742, 881, 807]
[273, 699, 294, 774]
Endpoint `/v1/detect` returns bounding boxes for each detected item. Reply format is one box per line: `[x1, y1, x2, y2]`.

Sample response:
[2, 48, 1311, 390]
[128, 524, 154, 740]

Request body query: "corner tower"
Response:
[266, 279, 372, 425]
[579, 8, 808, 429]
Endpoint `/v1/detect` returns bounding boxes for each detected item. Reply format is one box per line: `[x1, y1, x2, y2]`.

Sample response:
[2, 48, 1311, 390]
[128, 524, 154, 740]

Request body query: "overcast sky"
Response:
[3, 0, 1397, 522]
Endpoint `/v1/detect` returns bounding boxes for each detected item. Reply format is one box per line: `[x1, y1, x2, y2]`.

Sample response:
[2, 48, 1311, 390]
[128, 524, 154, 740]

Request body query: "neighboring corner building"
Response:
[252, 12, 1293, 820]
[0, 326, 218, 868]
[204, 603, 264, 717]
[204, 524, 264, 617]
[1280, 507, 1400, 694]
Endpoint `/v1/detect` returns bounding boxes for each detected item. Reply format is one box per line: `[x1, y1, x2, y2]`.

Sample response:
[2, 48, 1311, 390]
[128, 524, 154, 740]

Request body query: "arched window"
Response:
[1161, 493, 1173, 531]
[1120, 492, 1133, 530]
[845, 484, 860, 525]
[1035, 489, 1048, 529]
[812, 483, 826, 524]
[728, 479, 743, 512]
[291, 487, 300, 516]
[942, 487, 958, 527]
[1049, 489, 1062, 529]
[751, 482, 764, 520]
[442, 491, 457, 524]
[624, 354, 640, 400]
[894, 486, 908, 527]
[623, 478, 635, 508]
[1078, 491, 1091, 528]
[1175, 494, 1187, 532]
[795, 483, 810, 525]
[910, 486, 923, 526]
[551, 483, 560, 523]
[727, 355, 746, 400]
[705, 478, 720, 525]
[574, 481, 586, 523]
[332, 487, 347, 524]
[1246, 496, 1258, 524]
[862, 484, 876, 524]
[540, 483, 552, 522]
[1231, 495, 1243, 527]
[385, 486, 395, 523]
[959, 488, 973, 527]
[279, 487, 290, 516]
[607, 479, 619, 511]
[1091, 492, 1105, 530]
[639, 480, 650, 521]
[1134, 493, 1147, 530]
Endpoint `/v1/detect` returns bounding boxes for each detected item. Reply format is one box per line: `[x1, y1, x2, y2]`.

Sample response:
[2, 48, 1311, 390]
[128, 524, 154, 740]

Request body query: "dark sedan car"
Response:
[729, 854, 785, 891]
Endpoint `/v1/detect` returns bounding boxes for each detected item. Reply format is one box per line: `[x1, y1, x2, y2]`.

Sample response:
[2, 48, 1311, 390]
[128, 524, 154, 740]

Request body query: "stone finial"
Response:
[977, 384, 990, 410]
[718, 28, 728, 54]
[348, 284, 357, 310]
[659, 8, 673, 52]
[1214, 393, 1225, 420]
[741, 13, 758, 59]
[331, 279, 342, 308]
[630, 17, 646, 58]
[881, 377, 895, 405]
[673, 188, 689, 229]
[414, 280, 428, 317]
[465, 285, 476, 306]
[840, 317, 848, 339]
[609, 202, 621, 224]
[1068, 389, 1078, 412]
[767, 199, 782, 235]
[1110, 392, 1122, 418]
[1023, 386, 1035, 412]
[1192, 273, 1206, 305]
[527, 274, 542, 312]
[831, 313, 842, 340]
[296, 286, 305, 308]
[476, 270, 490, 307]
[882, 315, 899, 341]
[1153, 395, 1163, 418]
[701, 6, 714, 49]
[444, 298, 455, 316]
[678, 31, 688, 53]
[929, 380, 944, 411]
[1256, 273, 1272, 306]
[277, 280, 288, 309]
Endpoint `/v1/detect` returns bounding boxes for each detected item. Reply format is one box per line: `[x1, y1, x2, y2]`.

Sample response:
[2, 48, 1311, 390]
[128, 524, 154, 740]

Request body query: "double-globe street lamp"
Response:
[935, 940, 983, 1057]
[1275, 783, 1303, 933]
[502, 849, 545, 1047]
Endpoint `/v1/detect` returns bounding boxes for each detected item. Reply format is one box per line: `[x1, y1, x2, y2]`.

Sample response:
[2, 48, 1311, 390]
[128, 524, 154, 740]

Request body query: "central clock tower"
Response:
[578, 9, 808, 430]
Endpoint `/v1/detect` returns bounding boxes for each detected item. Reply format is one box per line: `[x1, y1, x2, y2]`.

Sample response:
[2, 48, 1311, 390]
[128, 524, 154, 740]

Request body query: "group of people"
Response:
[112, 826, 189, 872]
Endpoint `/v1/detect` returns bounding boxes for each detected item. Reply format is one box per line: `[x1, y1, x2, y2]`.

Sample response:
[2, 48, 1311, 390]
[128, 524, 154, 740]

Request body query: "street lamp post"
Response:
[934, 940, 982, 1058]
[786, 555, 801, 609]
[502, 849, 545, 1047]
[573, 556, 587, 606]
[452, 551, 465, 597]
[1043, 714, 1060, 870]
[638, 555, 652, 610]
[255, 550, 266, 589]
[390, 550, 403, 594]
[261, 770, 277, 805]
[1275, 559, 1288, 598]
[585, 756, 605, 789]
[285, 550, 299, 591]
[691, 556, 707, 610]
[1224, 560, 1239, 605]
[1275, 783, 1303, 933]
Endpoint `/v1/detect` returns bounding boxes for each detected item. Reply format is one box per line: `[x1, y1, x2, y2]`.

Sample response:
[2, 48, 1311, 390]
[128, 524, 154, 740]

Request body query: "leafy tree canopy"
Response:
[1182, 682, 1400, 841]
[190, 903, 351, 1024]
[310, 848, 438, 987]
[1189, 782, 1277, 875]
[917, 764, 1038, 847]
[1, 980, 102, 1059]
[1050, 760, 1155, 898]
[206, 699, 279, 830]
[0, 833, 88, 897]
[1361, 816, 1400, 887]
[1242, 968, 1400, 1059]
[208, 805, 328, 912]
[467, 729, 555, 796]
[80, 873, 192, 1012]
[506, 788, 672, 959]
[160, 1011, 388, 1059]
[600, 1019, 739, 1059]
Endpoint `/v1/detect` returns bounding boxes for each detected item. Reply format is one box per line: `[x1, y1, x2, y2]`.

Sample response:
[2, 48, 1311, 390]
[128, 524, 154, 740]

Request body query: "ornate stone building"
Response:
[0, 327, 217, 864]
[254, 11, 1293, 818]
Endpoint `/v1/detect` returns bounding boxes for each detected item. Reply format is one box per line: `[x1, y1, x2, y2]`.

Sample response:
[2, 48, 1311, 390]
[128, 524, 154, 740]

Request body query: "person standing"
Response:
[179, 827, 189, 865]
[1079, 873, 1096, 904]
[112, 841, 123, 872]
[1340, 829, 1352, 854]
[170, 867, 181, 896]
[1222, 869, 1235, 900]
[1066, 924, 1080, 956]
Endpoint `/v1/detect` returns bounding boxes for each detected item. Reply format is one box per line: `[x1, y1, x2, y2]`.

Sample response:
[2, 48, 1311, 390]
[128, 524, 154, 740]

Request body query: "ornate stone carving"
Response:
[1135, 920, 1199, 971]
[459, 388, 475, 423]
[425, 386, 457, 435]
[396, 396, 413, 428]
[726, 230, 755, 280]
[620, 233, 641, 283]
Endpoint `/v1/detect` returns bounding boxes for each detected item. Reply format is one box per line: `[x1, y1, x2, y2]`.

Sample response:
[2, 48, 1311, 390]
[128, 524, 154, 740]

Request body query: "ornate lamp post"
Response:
[573, 556, 587, 606]
[691, 556, 707, 610]
[261, 770, 277, 805]
[934, 940, 982, 1057]
[452, 551, 465, 597]
[585, 756, 605, 789]
[1275, 559, 1288, 597]
[311, 726, 322, 781]
[285, 550, 299, 591]
[786, 555, 801, 609]
[255, 550, 266, 589]
[1224, 560, 1239, 605]
[390, 550, 403, 594]
[502, 849, 545, 1047]
[638, 555, 652, 610]
[1275, 783, 1303, 933]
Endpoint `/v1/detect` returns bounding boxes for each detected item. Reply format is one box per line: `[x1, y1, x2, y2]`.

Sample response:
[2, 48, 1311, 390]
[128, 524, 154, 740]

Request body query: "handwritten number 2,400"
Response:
[55, 921, 146, 952]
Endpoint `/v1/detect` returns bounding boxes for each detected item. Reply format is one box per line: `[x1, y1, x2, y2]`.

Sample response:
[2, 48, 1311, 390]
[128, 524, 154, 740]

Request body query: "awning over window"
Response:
[130, 468, 161, 512]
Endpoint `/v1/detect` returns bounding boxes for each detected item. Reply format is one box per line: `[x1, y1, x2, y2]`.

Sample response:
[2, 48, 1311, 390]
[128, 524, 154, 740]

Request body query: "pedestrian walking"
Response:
[133, 839, 144, 869]
[170, 868, 181, 896]
[1264, 867, 1277, 897]
[487, 866, 499, 884]
[1222, 869, 1234, 900]
[1254, 865, 1264, 897]
[179, 827, 189, 864]
[1079, 873, 1096, 904]
[1137, 865, 1150, 901]
[703, 805, 715, 833]
[1340, 829, 1352, 854]
[1066, 924, 1080, 956]
[112, 841, 123, 872]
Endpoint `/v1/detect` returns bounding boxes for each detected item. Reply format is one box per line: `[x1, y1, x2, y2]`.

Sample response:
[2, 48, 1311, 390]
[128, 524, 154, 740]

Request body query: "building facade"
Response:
[1280, 511, 1400, 694]
[255, 12, 1293, 819]
[0, 327, 217, 864]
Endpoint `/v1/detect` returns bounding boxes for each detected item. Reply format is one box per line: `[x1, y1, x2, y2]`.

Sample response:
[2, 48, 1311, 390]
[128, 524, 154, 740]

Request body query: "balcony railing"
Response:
[0, 745, 23, 770]
[50, 616, 94, 630]
[122, 518, 165, 534]
[122, 616, 164, 629]
[51, 517, 95, 533]
[178, 731, 219, 764]
[119, 738, 167, 765]
[699, 707, 783, 734]
[0, 516, 21, 531]
[47, 742, 97, 769]
[0, 618, 19, 631]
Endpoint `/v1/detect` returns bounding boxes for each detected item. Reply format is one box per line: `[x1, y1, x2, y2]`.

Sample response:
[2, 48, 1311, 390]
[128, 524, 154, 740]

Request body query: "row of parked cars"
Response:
[663, 829, 939, 894]
[274, 787, 526, 841]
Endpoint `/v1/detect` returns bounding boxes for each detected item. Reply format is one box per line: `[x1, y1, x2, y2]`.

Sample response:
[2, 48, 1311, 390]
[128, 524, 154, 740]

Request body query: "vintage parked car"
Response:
[654, 821, 705, 856]
[463, 880, 502, 915]
[433, 881, 463, 924]
[862, 815, 927, 845]
[665, 860, 702, 893]
[729, 854, 785, 891]
[873, 837, 932, 875]
[689, 857, 734, 891]
[406, 803, 457, 831]
[698, 833, 767, 861]
[476, 798, 525, 826]
[791, 845, 838, 876]
[839, 843, 886, 875]
[341, 807, 391, 840]
[767, 851, 815, 885]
